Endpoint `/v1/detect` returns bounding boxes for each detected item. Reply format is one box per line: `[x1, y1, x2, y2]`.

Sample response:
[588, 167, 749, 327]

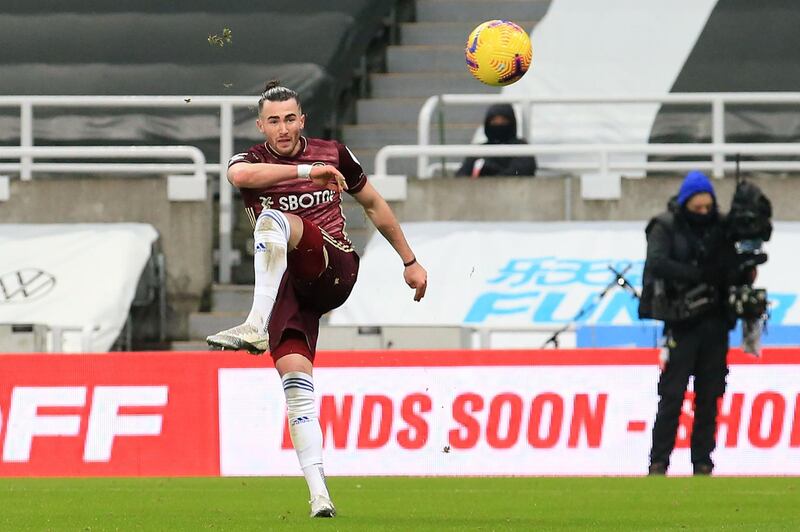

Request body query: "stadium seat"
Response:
[0, 63, 335, 143]
[0, 3, 394, 145]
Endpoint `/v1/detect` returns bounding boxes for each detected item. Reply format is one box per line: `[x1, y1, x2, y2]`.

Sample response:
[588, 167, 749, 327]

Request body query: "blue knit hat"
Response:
[677, 170, 715, 206]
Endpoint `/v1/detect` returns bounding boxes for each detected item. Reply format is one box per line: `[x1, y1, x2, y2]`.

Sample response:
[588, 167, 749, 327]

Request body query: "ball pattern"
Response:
[465, 20, 532, 86]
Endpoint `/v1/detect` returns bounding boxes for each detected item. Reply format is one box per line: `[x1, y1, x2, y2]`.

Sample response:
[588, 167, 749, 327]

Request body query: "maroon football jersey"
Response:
[228, 137, 368, 248]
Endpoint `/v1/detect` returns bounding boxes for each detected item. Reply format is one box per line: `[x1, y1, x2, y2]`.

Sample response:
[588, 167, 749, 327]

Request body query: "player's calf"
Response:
[282, 371, 335, 516]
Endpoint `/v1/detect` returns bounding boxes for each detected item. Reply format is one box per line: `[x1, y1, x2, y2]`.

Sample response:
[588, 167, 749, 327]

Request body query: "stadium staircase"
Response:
[344, 0, 551, 177]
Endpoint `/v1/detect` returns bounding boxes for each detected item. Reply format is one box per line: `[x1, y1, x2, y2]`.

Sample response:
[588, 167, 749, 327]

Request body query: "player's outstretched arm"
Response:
[228, 162, 348, 192]
[228, 162, 302, 188]
[353, 182, 427, 301]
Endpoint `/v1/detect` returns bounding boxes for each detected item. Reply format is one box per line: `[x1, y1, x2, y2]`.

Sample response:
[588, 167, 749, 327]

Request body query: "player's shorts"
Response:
[268, 217, 359, 362]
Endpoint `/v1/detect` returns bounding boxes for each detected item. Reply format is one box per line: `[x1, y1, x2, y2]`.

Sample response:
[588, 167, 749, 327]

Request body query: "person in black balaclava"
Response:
[456, 103, 537, 178]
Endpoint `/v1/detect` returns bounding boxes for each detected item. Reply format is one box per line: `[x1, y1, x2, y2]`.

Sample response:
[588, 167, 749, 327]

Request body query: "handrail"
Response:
[0, 95, 255, 106]
[377, 142, 800, 178]
[417, 92, 800, 178]
[0, 145, 206, 181]
[0, 95, 258, 283]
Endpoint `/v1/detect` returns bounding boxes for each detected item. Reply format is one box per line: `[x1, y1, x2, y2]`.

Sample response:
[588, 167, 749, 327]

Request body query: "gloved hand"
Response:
[742, 318, 763, 358]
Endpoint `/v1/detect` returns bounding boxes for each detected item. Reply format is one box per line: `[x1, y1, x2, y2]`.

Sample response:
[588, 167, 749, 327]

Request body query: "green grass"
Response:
[0, 477, 797, 531]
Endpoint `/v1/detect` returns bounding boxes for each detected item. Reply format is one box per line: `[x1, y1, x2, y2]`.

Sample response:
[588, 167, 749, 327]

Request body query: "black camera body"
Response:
[725, 180, 772, 273]
[724, 179, 772, 319]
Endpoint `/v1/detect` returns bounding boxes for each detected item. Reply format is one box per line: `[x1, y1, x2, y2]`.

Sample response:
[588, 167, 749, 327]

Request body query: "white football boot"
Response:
[309, 495, 336, 518]
[206, 323, 268, 354]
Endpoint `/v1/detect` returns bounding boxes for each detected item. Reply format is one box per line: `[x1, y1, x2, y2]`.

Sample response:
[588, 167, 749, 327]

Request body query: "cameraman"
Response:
[639, 170, 737, 476]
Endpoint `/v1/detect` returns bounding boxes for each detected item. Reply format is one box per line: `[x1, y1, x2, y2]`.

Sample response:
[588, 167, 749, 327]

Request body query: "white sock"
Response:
[282, 371, 330, 500]
[246, 210, 290, 334]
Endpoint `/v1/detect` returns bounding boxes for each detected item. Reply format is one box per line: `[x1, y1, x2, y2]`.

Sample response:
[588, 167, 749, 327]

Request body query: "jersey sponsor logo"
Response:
[259, 196, 275, 210]
[0, 269, 56, 303]
[259, 190, 337, 212]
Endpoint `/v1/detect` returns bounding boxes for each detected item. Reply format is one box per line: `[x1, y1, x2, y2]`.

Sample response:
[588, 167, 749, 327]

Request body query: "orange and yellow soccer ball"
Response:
[465, 20, 532, 86]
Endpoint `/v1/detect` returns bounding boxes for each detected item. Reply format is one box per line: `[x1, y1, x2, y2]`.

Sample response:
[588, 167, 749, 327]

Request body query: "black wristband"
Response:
[403, 257, 417, 268]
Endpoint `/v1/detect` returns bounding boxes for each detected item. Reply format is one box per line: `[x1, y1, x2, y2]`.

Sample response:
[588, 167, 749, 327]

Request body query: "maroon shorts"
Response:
[268, 218, 359, 362]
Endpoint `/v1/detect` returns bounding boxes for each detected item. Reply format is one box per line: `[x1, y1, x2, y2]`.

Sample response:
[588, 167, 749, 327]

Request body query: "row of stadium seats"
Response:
[0, 2, 394, 142]
[0, 13, 353, 71]
[2, 0, 381, 15]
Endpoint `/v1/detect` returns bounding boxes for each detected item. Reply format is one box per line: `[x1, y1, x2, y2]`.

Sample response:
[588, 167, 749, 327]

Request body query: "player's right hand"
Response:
[309, 165, 348, 193]
[404, 262, 428, 302]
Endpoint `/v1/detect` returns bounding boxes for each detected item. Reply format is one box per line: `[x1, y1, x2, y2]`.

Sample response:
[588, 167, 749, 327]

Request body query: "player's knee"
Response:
[255, 209, 291, 243]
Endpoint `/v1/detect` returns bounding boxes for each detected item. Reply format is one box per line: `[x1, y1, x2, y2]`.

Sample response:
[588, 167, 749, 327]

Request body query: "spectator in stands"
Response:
[456, 103, 537, 178]
[638, 170, 739, 476]
[206, 81, 427, 518]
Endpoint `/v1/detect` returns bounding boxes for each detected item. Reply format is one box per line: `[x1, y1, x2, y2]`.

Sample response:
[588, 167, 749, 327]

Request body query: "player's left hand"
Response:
[404, 262, 428, 302]
[309, 164, 348, 193]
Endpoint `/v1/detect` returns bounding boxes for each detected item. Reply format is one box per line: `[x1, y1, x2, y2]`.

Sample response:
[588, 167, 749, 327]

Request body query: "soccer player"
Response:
[206, 81, 427, 517]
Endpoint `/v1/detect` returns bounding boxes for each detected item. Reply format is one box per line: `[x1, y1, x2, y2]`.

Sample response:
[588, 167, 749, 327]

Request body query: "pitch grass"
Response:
[0, 477, 797, 531]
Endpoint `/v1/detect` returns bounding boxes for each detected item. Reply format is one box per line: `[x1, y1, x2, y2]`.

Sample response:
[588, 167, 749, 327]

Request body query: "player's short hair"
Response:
[258, 80, 301, 113]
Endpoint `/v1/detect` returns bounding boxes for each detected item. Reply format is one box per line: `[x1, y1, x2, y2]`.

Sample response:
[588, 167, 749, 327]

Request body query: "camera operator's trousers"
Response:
[649, 316, 729, 469]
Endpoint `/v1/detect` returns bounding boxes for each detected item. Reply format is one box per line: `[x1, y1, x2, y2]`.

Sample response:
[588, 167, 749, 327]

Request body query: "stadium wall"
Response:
[391, 174, 800, 223]
[0, 349, 797, 477]
[5, 176, 213, 338]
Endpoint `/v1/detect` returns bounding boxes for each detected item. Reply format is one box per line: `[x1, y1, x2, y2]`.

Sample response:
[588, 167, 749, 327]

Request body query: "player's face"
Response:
[257, 99, 305, 156]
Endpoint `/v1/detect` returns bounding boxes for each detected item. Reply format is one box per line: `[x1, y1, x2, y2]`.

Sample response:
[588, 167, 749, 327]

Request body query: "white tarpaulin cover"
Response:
[330, 222, 800, 346]
[0, 224, 158, 352]
[501, 0, 717, 171]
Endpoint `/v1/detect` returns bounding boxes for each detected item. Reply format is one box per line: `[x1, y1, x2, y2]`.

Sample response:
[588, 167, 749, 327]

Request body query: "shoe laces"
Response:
[228, 323, 257, 335]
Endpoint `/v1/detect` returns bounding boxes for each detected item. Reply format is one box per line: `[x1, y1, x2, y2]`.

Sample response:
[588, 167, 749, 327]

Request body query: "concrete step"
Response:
[352, 147, 465, 177]
[211, 283, 253, 313]
[356, 97, 487, 125]
[188, 311, 247, 339]
[341, 200, 368, 229]
[416, 0, 549, 23]
[387, 45, 467, 73]
[370, 72, 497, 98]
[401, 21, 538, 45]
[170, 340, 212, 351]
[174, 328, 467, 351]
[316, 325, 469, 350]
[341, 123, 478, 148]
[343, 227, 370, 255]
[340, 197, 370, 253]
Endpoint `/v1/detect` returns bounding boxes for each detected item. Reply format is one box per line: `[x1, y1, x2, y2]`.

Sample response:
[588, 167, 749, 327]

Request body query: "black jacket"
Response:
[456, 103, 537, 178]
[639, 198, 736, 327]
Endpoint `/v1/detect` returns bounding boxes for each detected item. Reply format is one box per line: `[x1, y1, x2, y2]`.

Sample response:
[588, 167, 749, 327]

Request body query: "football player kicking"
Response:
[207, 80, 427, 517]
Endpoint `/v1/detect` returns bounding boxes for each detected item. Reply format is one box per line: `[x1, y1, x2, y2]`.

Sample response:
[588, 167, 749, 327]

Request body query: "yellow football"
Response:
[465, 20, 532, 86]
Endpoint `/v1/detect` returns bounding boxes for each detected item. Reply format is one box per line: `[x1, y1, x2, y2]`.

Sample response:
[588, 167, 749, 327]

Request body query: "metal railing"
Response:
[416, 92, 800, 178]
[0, 146, 208, 203]
[0, 145, 206, 178]
[4, 94, 800, 283]
[378, 142, 800, 179]
[0, 95, 257, 283]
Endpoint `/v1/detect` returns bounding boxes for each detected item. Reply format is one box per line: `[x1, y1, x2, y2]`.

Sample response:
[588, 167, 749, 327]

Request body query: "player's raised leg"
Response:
[275, 344, 335, 518]
[206, 209, 303, 353]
